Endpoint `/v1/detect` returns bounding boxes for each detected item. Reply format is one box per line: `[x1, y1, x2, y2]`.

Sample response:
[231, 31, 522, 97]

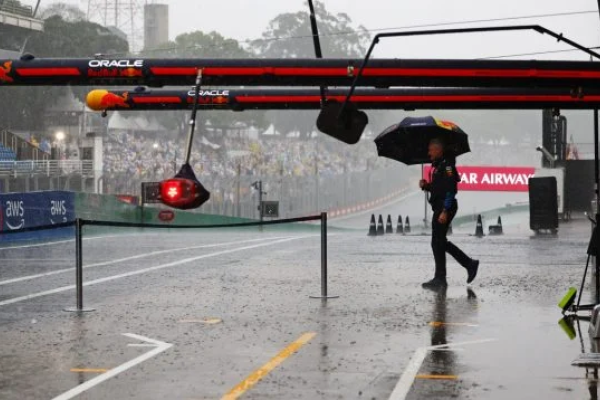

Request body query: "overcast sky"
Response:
[36, 0, 600, 60]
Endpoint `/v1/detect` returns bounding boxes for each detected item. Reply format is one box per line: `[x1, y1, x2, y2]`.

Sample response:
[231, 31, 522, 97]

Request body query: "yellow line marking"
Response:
[70, 368, 108, 373]
[221, 332, 316, 400]
[416, 374, 458, 380]
[429, 321, 478, 327]
[179, 318, 223, 325]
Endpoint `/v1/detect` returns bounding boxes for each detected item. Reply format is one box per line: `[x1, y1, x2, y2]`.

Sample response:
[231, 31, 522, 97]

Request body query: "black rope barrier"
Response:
[80, 215, 322, 229]
[63, 213, 336, 313]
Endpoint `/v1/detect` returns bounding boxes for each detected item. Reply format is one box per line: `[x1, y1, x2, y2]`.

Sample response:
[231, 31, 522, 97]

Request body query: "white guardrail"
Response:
[0, 160, 94, 177]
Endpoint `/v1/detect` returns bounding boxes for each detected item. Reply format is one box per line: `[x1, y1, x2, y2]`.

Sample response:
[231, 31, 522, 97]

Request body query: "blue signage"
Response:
[0, 191, 75, 243]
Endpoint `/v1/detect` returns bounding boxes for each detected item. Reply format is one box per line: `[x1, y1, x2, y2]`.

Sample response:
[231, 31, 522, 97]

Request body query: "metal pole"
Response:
[595, 108, 600, 304]
[422, 163, 428, 229]
[76, 218, 83, 310]
[307, 0, 327, 106]
[258, 180, 263, 224]
[236, 163, 241, 217]
[65, 219, 94, 313]
[183, 70, 203, 165]
[321, 211, 327, 297]
[310, 212, 339, 300]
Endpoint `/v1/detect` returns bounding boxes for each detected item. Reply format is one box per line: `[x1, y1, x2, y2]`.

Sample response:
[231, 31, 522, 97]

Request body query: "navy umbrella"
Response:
[374, 116, 471, 165]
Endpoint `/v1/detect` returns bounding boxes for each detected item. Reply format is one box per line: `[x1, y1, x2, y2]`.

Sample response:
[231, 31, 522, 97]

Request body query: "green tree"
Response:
[0, 11, 129, 131]
[252, 1, 370, 58]
[143, 30, 250, 59]
[251, 1, 371, 139]
[139, 30, 265, 139]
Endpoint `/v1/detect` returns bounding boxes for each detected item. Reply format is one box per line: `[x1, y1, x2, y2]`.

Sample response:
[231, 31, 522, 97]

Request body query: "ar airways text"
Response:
[424, 166, 536, 192]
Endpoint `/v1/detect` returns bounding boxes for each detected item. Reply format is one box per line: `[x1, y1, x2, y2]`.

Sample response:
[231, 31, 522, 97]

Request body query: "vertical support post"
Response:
[258, 180, 263, 224]
[236, 163, 241, 217]
[422, 163, 428, 229]
[595, 108, 600, 304]
[76, 218, 83, 310]
[321, 211, 327, 297]
[64, 219, 95, 313]
[310, 212, 339, 300]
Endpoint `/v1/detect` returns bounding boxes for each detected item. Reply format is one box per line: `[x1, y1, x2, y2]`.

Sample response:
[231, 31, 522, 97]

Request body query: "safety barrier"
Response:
[0, 212, 336, 312]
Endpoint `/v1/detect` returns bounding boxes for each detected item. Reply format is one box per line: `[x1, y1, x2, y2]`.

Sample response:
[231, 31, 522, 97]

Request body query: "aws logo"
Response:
[50, 200, 68, 224]
[4, 200, 25, 230]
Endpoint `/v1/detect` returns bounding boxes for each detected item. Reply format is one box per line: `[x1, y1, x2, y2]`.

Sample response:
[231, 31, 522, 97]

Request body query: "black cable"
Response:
[481, 45, 600, 59]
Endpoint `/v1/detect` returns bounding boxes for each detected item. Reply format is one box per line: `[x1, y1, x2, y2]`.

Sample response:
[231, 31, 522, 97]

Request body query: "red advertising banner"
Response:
[423, 166, 536, 192]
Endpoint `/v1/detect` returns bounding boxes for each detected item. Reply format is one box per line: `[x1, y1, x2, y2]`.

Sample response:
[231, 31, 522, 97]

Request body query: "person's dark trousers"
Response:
[431, 206, 472, 279]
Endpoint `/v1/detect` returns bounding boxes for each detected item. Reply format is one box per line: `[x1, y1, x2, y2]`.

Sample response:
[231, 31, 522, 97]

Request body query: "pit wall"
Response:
[0, 191, 317, 244]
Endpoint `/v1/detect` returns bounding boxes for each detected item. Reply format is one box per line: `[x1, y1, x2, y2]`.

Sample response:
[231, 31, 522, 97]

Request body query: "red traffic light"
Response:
[159, 177, 210, 210]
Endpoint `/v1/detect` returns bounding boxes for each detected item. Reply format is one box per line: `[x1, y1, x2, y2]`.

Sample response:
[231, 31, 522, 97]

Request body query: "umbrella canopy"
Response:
[374, 116, 471, 165]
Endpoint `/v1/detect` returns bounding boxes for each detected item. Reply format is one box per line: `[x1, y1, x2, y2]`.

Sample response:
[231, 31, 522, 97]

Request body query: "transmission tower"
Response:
[86, 0, 146, 52]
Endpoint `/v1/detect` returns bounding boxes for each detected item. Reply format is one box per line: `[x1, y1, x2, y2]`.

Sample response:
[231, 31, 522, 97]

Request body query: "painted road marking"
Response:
[0, 236, 313, 308]
[70, 368, 108, 373]
[0, 235, 294, 286]
[429, 322, 479, 327]
[0, 233, 142, 251]
[179, 318, 223, 324]
[222, 332, 316, 400]
[52, 333, 172, 400]
[388, 338, 497, 400]
[415, 374, 458, 380]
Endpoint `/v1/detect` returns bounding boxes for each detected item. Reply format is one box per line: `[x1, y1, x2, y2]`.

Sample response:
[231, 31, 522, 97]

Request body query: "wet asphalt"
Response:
[0, 197, 597, 400]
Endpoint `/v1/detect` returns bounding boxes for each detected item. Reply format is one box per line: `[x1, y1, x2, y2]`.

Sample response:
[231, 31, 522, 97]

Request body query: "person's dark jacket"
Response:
[422, 158, 460, 211]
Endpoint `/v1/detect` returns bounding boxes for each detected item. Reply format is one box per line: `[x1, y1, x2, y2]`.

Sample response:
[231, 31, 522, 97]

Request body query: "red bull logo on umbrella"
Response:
[434, 118, 458, 131]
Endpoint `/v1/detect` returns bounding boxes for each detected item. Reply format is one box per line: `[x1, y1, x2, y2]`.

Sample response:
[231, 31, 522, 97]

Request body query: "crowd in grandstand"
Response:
[103, 129, 540, 182]
[102, 129, 386, 182]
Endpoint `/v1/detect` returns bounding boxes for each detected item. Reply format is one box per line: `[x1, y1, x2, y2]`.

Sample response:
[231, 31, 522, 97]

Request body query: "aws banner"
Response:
[424, 166, 536, 192]
[0, 191, 75, 241]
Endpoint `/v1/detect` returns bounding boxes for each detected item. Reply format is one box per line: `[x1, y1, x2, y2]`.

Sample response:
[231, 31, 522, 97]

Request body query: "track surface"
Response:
[0, 214, 595, 400]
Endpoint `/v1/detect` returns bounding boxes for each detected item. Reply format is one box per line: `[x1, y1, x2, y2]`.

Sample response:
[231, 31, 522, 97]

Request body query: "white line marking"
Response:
[0, 235, 293, 286]
[389, 347, 428, 400]
[51, 333, 172, 400]
[0, 236, 312, 308]
[0, 238, 73, 250]
[388, 338, 497, 400]
[0, 233, 140, 251]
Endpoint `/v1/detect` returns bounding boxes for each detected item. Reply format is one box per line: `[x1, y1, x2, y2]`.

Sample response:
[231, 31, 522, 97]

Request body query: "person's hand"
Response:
[438, 210, 448, 225]
[419, 179, 427, 189]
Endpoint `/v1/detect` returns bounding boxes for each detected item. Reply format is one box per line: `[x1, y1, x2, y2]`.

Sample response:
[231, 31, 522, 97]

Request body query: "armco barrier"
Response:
[0, 191, 75, 242]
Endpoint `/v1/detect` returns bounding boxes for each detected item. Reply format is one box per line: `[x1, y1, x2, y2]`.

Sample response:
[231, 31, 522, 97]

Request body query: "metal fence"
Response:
[0, 157, 412, 219]
[99, 163, 412, 219]
[0, 0, 33, 17]
[0, 160, 93, 177]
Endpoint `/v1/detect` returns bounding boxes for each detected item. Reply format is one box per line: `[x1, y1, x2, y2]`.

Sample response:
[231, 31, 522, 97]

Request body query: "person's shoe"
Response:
[422, 278, 448, 291]
[467, 259, 479, 284]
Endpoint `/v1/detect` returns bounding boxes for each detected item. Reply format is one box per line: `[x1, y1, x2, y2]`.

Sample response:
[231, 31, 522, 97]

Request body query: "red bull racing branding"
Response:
[0, 61, 14, 83]
[187, 89, 230, 105]
[88, 59, 144, 78]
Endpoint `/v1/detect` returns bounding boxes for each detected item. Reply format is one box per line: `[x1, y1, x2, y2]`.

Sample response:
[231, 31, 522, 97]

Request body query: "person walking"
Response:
[419, 138, 479, 290]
